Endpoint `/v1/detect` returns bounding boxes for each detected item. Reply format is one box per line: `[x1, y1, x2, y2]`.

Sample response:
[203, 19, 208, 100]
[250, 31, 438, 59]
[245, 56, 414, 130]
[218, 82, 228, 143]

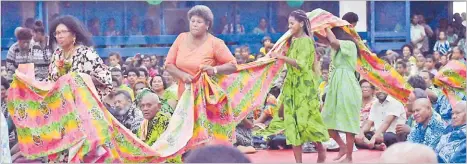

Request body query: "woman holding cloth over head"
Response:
[270, 10, 329, 163]
[319, 27, 362, 163]
[164, 5, 237, 97]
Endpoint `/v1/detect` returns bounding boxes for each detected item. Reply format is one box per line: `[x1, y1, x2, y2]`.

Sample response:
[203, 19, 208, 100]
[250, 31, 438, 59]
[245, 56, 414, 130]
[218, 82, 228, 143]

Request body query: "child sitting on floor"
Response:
[241, 46, 256, 63]
[259, 36, 274, 55]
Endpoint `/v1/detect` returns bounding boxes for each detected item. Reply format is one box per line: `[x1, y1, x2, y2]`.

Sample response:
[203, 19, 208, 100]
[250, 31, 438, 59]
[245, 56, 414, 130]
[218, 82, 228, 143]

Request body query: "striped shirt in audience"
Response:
[6, 41, 50, 81]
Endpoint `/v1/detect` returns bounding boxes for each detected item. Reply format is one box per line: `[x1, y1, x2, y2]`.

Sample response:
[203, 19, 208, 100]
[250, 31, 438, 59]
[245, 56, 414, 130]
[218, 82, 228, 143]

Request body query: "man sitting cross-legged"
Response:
[355, 89, 407, 150]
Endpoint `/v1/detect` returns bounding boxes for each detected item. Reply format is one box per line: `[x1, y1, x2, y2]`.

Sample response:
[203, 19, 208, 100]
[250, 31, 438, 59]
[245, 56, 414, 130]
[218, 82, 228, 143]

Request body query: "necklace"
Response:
[63, 46, 76, 60]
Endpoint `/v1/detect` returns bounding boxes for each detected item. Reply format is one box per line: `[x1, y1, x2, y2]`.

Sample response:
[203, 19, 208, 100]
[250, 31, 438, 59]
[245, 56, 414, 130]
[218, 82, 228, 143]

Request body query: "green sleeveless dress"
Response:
[322, 40, 362, 134]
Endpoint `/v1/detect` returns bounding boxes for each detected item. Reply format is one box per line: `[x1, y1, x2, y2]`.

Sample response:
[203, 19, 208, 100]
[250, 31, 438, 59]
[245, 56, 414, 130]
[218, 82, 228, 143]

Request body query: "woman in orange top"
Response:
[165, 5, 237, 97]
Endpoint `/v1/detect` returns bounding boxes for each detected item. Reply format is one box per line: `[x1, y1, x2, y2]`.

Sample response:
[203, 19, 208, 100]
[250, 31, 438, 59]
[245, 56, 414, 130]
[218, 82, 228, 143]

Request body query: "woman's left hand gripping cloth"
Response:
[6, 65, 165, 163]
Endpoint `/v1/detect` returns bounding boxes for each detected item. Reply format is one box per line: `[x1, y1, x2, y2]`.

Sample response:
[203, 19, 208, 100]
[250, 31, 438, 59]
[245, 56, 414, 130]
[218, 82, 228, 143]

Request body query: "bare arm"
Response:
[215, 62, 237, 75]
[424, 25, 434, 37]
[315, 32, 330, 45]
[373, 115, 396, 137]
[326, 28, 340, 50]
[360, 120, 374, 135]
[10, 143, 20, 154]
[412, 36, 425, 45]
[6, 46, 16, 79]
[241, 118, 254, 129]
[165, 64, 186, 80]
[411, 31, 426, 45]
[278, 56, 300, 69]
[254, 112, 272, 124]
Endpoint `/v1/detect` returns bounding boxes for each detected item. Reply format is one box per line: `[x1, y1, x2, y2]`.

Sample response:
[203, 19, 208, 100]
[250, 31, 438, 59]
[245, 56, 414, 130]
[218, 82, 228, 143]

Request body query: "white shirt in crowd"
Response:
[369, 96, 407, 134]
[411, 24, 426, 50]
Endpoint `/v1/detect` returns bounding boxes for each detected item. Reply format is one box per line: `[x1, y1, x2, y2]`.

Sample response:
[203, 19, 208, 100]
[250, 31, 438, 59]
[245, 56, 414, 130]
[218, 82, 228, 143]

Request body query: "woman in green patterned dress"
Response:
[319, 27, 362, 163]
[270, 10, 329, 163]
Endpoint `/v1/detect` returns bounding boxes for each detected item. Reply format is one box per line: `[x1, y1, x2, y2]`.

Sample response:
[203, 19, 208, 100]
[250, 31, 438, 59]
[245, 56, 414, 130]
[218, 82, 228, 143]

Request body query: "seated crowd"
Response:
[1, 12, 466, 163]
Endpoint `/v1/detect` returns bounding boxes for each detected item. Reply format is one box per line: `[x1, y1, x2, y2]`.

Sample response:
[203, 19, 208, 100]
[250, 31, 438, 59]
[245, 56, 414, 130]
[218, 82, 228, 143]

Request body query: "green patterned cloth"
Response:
[322, 40, 362, 134]
[252, 95, 284, 139]
[160, 89, 178, 115]
[280, 37, 329, 146]
[137, 112, 182, 163]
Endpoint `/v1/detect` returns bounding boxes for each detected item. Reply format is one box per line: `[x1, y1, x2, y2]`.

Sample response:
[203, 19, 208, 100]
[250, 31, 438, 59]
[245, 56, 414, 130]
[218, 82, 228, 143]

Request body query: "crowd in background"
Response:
[0, 8, 466, 163]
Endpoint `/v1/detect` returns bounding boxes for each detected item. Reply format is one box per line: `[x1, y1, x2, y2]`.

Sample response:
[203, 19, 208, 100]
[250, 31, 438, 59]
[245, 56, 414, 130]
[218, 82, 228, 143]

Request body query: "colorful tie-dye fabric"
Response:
[305, 9, 413, 104]
[7, 72, 165, 163]
[151, 57, 286, 158]
[7, 8, 416, 162]
[152, 8, 414, 158]
[434, 60, 467, 107]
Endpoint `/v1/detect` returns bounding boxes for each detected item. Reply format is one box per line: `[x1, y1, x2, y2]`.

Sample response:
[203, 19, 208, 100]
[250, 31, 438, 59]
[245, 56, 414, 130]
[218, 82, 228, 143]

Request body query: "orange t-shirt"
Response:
[164, 32, 236, 97]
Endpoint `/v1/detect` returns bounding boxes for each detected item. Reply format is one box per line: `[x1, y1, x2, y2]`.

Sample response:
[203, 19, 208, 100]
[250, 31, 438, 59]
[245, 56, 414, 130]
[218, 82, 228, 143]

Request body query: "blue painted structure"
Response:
[368, 1, 452, 52]
[1, 1, 453, 60]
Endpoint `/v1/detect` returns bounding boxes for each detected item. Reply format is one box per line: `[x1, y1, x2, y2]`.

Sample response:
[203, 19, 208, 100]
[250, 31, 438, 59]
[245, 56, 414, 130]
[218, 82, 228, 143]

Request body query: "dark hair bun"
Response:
[34, 20, 44, 27]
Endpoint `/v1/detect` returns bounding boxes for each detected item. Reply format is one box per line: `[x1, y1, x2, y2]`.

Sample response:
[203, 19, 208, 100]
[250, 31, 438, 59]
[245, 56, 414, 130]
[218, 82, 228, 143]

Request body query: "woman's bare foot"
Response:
[365, 140, 375, 149]
[317, 153, 326, 163]
[339, 157, 353, 163]
[374, 143, 387, 151]
[316, 143, 327, 163]
[333, 148, 346, 161]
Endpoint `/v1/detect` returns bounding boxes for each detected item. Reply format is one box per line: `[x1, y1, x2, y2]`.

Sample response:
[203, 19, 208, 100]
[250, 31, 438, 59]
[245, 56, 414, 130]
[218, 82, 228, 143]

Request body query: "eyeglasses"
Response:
[361, 86, 373, 89]
[53, 30, 70, 37]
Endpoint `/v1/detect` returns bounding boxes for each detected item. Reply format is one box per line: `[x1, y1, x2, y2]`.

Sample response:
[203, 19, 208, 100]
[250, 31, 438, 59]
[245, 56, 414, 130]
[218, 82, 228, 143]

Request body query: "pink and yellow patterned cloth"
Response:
[306, 9, 413, 103]
[7, 8, 419, 162]
[7, 67, 164, 162]
[434, 60, 467, 107]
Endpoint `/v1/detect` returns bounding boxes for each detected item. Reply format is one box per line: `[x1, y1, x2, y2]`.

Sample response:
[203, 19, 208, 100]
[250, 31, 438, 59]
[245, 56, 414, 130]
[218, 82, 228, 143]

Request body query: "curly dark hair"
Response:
[49, 15, 93, 50]
[125, 68, 140, 77]
[400, 44, 413, 55]
[16, 28, 33, 40]
[408, 75, 427, 90]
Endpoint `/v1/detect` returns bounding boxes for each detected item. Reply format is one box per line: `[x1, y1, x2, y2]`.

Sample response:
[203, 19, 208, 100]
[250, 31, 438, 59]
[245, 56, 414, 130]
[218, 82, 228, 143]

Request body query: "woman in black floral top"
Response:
[48, 15, 112, 99]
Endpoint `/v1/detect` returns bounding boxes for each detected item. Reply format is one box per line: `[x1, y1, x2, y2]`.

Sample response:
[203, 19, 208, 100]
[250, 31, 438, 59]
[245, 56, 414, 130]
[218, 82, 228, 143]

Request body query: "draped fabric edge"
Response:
[434, 60, 467, 107]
